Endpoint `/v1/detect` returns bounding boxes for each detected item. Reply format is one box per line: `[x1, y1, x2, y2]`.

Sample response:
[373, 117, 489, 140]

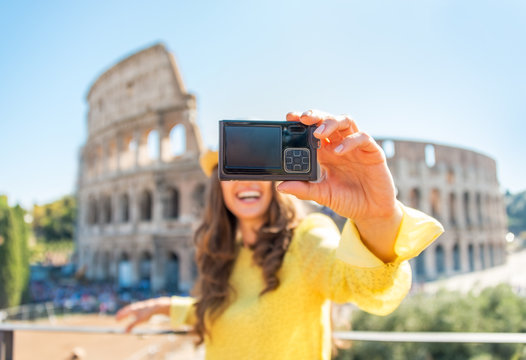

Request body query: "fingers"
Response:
[286, 112, 301, 122]
[333, 132, 380, 155]
[125, 319, 142, 333]
[277, 180, 322, 204]
[115, 306, 131, 321]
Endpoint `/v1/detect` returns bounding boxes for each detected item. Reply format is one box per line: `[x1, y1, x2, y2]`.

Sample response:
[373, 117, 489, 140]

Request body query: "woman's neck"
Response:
[238, 218, 264, 247]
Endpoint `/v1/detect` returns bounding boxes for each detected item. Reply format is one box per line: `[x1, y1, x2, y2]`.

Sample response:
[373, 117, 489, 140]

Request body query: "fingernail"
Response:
[302, 110, 312, 117]
[314, 124, 325, 135]
[334, 144, 344, 153]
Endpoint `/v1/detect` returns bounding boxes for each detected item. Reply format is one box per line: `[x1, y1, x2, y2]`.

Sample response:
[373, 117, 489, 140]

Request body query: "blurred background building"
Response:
[75, 44, 508, 292]
[377, 138, 508, 282]
[76, 44, 207, 293]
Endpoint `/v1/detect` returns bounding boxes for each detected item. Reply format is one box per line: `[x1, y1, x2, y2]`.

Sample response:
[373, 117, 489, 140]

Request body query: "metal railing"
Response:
[2, 324, 526, 360]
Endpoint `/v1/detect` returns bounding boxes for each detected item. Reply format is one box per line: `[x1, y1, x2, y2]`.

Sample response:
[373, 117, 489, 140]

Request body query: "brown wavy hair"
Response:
[192, 168, 298, 344]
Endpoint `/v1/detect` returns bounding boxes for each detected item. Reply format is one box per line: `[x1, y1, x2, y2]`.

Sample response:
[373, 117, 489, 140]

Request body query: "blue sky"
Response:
[1, 0, 525, 208]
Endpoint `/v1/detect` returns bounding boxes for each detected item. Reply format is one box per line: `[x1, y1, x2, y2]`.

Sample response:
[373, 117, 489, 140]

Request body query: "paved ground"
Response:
[423, 248, 526, 294]
[13, 314, 204, 360]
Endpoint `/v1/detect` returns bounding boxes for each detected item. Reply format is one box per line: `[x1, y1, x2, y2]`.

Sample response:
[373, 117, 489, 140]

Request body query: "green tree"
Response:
[32, 195, 76, 243]
[337, 285, 526, 360]
[0, 195, 29, 308]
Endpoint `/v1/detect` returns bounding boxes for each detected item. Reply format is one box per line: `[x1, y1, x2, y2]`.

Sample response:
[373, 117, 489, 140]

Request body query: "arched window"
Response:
[147, 129, 160, 160]
[193, 184, 206, 213]
[436, 245, 445, 275]
[382, 140, 395, 158]
[164, 187, 179, 219]
[140, 190, 153, 221]
[410, 188, 421, 210]
[139, 252, 152, 290]
[479, 244, 485, 269]
[120, 193, 130, 223]
[476, 193, 483, 227]
[468, 244, 475, 272]
[88, 197, 98, 225]
[170, 124, 186, 157]
[463, 192, 471, 227]
[415, 252, 426, 281]
[430, 189, 441, 220]
[449, 193, 457, 227]
[102, 196, 112, 224]
[166, 252, 180, 293]
[489, 244, 495, 267]
[425, 144, 436, 167]
[118, 253, 132, 289]
[453, 243, 461, 271]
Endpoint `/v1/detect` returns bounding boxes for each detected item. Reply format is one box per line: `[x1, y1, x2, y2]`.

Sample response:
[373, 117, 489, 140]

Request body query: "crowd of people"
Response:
[28, 280, 170, 315]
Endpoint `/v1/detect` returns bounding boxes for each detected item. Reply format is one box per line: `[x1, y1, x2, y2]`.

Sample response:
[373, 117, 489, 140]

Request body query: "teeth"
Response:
[237, 190, 261, 199]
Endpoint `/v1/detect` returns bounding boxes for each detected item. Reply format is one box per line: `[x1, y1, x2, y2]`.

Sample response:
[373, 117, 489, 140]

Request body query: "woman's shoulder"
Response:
[290, 212, 341, 252]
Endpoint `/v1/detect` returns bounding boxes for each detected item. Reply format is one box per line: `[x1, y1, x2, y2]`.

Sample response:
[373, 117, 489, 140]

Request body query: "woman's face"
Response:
[220, 180, 273, 224]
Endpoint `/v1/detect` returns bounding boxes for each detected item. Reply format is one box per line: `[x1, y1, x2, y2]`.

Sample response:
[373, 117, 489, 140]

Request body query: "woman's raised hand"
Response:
[116, 297, 171, 333]
[277, 110, 402, 262]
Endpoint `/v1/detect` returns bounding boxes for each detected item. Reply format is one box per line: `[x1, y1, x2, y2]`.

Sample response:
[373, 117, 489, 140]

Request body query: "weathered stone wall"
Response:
[77, 44, 206, 292]
[377, 138, 507, 282]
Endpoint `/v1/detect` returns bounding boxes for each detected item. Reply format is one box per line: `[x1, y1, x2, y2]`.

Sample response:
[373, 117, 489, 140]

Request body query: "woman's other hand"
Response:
[116, 297, 171, 333]
[277, 110, 403, 263]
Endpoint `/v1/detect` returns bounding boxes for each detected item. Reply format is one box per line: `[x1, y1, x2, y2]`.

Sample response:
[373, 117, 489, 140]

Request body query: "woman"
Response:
[116, 110, 443, 359]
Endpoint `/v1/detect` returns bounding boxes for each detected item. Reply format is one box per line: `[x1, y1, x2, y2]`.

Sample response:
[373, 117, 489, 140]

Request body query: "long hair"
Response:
[192, 168, 298, 344]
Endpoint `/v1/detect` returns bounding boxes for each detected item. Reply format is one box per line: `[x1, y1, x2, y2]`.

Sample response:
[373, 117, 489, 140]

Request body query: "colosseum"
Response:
[76, 44, 207, 293]
[377, 138, 508, 282]
[76, 43, 508, 292]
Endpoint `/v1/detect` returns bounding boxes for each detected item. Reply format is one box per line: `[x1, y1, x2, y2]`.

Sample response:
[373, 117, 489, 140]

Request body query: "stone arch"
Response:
[147, 129, 160, 160]
[166, 251, 180, 293]
[415, 252, 426, 281]
[107, 140, 118, 173]
[479, 243, 486, 269]
[119, 193, 130, 223]
[164, 187, 179, 219]
[475, 192, 483, 227]
[118, 252, 133, 288]
[87, 196, 98, 225]
[120, 134, 136, 170]
[452, 243, 461, 272]
[382, 140, 395, 158]
[102, 195, 112, 224]
[449, 192, 457, 227]
[192, 183, 206, 214]
[468, 244, 475, 272]
[409, 188, 421, 210]
[425, 144, 436, 167]
[139, 189, 153, 221]
[139, 251, 152, 289]
[463, 191, 471, 227]
[430, 188, 441, 220]
[169, 123, 186, 157]
[138, 127, 156, 166]
[436, 244, 445, 275]
[101, 251, 111, 279]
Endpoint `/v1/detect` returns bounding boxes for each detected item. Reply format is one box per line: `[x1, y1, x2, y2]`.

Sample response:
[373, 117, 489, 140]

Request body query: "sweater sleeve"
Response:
[293, 202, 443, 316]
[169, 295, 197, 328]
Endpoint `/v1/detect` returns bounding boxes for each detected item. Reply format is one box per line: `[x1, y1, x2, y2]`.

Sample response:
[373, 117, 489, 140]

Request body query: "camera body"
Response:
[219, 120, 321, 181]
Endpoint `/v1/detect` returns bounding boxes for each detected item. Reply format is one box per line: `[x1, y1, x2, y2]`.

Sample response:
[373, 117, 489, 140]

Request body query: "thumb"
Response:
[277, 181, 319, 202]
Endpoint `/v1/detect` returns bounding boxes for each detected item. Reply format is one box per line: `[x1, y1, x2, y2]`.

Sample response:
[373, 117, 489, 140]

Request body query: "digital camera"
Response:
[219, 120, 321, 181]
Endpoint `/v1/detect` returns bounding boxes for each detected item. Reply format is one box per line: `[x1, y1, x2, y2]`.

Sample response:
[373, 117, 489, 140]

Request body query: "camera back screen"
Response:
[224, 126, 281, 168]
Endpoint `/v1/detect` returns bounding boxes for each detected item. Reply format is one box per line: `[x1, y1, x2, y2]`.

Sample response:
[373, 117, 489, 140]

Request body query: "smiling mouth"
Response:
[236, 190, 262, 202]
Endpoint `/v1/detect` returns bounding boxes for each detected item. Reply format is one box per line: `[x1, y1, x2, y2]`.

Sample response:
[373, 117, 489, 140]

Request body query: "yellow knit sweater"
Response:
[170, 204, 443, 360]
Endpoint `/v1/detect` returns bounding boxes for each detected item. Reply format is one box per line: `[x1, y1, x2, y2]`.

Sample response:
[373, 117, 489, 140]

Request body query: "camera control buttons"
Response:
[284, 148, 310, 173]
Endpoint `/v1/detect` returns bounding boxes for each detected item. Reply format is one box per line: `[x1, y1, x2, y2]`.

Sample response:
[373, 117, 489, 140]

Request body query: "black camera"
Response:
[219, 120, 321, 181]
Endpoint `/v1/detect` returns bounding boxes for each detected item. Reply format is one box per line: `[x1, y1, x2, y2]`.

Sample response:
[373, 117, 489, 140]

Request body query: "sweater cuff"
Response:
[335, 202, 444, 268]
[169, 296, 195, 328]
